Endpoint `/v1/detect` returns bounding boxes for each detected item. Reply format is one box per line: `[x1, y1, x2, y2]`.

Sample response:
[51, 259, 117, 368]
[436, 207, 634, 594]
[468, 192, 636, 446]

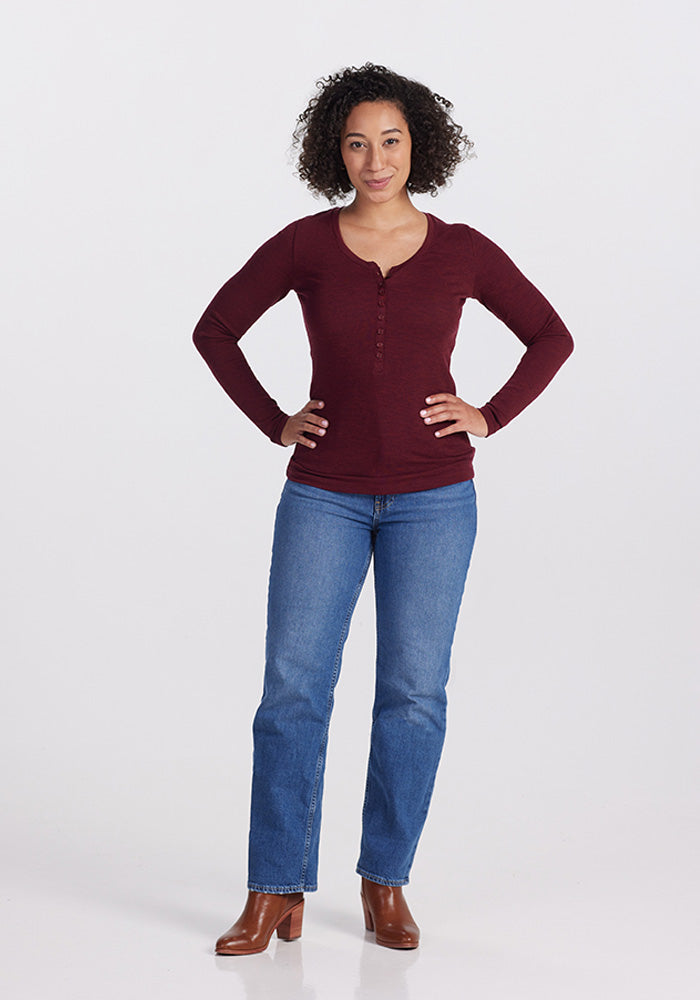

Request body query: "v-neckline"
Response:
[331, 207, 434, 278]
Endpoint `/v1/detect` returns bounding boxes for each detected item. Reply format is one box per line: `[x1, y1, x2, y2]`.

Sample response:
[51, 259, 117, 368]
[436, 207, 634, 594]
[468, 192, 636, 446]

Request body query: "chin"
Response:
[364, 185, 400, 202]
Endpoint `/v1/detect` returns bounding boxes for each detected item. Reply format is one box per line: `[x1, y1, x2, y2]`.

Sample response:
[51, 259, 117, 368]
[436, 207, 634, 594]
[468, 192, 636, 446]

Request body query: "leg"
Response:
[357, 480, 478, 885]
[248, 481, 373, 892]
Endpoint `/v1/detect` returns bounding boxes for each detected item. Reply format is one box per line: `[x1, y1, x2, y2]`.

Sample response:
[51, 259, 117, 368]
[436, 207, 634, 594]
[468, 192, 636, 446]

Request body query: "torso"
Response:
[337, 209, 429, 278]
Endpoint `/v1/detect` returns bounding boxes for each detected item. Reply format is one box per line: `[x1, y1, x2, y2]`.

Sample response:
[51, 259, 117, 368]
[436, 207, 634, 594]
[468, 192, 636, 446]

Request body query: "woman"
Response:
[193, 63, 573, 954]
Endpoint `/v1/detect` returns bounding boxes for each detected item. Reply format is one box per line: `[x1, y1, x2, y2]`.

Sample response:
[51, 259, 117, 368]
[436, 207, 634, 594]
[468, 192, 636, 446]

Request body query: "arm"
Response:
[469, 227, 574, 435]
[192, 221, 297, 445]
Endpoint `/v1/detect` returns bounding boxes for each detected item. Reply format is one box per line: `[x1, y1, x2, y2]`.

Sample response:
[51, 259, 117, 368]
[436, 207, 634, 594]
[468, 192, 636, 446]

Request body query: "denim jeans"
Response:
[247, 478, 477, 892]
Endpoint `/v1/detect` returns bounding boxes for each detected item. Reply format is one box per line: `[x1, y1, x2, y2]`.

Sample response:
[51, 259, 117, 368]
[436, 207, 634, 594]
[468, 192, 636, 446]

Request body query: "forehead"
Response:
[342, 100, 408, 134]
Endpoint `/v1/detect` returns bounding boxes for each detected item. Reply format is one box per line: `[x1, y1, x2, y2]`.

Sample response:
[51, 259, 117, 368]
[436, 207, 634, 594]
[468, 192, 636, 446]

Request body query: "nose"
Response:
[367, 143, 386, 173]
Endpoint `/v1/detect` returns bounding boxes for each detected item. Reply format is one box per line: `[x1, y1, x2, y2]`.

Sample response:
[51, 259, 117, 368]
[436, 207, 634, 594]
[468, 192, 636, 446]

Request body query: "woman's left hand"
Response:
[420, 393, 489, 438]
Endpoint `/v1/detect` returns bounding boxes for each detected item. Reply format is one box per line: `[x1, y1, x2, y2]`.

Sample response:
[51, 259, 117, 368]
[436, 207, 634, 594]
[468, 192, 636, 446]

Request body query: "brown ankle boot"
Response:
[215, 890, 305, 955]
[360, 876, 420, 949]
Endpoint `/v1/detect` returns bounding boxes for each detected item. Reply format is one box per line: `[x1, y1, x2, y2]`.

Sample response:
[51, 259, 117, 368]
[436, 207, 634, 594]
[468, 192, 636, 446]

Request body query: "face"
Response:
[340, 100, 412, 204]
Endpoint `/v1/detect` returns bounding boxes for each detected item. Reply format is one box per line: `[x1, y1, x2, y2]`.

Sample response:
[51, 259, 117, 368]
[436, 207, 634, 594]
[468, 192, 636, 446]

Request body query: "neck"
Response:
[341, 189, 422, 229]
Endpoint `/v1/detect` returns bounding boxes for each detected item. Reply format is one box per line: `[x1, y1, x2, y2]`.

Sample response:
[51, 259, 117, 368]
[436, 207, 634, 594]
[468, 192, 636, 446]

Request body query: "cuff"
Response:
[479, 404, 501, 437]
[268, 411, 290, 446]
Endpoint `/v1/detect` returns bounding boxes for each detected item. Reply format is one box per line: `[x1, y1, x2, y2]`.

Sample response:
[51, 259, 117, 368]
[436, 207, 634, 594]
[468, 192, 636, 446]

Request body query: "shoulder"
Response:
[279, 207, 338, 263]
[278, 207, 336, 238]
[252, 208, 335, 247]
[425, 213, 478, 256]
[244, 209, 335, 267]
[293, 207, 337, 226]
[426, 213, 503, 255]
[263, 207, 336, 244]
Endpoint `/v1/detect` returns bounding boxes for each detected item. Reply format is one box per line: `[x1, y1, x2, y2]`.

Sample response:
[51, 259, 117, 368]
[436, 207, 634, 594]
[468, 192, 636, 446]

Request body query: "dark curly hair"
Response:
[293, 63, 474, 202]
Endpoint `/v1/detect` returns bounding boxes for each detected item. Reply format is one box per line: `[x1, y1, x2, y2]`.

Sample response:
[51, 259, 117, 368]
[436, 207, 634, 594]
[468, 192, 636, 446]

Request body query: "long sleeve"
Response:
[192, 221, 298, 445]
[469, 228, 574, 435]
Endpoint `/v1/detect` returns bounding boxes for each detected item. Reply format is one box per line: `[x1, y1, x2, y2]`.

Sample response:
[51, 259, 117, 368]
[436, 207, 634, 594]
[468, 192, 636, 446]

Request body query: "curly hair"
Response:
[293, 63, 474, 202]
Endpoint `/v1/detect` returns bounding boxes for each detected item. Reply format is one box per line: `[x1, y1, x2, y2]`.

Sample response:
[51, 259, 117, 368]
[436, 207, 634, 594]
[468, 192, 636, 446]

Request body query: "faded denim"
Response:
[247, 478, 477, 892]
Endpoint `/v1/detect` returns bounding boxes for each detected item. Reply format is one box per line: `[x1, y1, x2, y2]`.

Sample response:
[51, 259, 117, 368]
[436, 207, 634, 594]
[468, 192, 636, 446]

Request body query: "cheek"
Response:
[341, 152, 356, 177]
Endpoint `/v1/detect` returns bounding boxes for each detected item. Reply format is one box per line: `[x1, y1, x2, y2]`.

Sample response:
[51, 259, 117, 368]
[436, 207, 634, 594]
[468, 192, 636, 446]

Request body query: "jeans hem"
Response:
[248, 881, 317, 893]
[356, 865, 409, 887]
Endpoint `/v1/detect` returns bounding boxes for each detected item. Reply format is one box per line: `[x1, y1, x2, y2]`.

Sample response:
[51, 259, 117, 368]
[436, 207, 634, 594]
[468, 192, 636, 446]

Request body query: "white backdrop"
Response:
[2, 1, 698, 997]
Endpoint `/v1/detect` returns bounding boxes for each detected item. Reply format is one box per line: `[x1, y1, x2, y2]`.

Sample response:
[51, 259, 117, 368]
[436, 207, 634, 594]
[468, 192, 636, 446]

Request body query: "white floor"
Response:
[4, 867, 697, 1000]
[4, 762, 698, 1000]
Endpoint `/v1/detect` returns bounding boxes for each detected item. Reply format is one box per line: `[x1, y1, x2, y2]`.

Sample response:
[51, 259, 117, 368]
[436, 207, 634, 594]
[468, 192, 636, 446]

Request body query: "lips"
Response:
[365, 177, 391, 189]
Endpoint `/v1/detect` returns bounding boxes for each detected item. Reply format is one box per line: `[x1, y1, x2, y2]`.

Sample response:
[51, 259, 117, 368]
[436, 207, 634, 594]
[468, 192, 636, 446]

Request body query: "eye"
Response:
[384, 137, 399, 145]
[348, 140, 365, 150]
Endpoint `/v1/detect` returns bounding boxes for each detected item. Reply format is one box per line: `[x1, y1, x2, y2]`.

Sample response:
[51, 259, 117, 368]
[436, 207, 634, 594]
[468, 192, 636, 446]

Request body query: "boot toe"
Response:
[375, 922, 420, 949]
[360, 878, 420, 950]
[214, 892, 304, 955]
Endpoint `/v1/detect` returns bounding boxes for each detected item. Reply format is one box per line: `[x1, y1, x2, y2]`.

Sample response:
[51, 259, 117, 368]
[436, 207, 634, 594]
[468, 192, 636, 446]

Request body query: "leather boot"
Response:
[215, 890, 305, 955]
[360, 876, 420, 949]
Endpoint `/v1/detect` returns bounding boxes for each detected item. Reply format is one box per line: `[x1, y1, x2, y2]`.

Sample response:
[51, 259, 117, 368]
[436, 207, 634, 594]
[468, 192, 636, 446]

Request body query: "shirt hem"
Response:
[285, 458, 475, 495]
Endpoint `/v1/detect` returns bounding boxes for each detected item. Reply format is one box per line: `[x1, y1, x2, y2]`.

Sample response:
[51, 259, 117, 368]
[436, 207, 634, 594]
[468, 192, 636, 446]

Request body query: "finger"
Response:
[302, 399, 325, 412]
[421, 405, 455, 423]
[303, 414, 329, 429]
[433, 423, 466, 438]
[302, 421, 326, 437]
[420, 399, 455, 415]
[295, 433, 318, 448]
[424, 393, 454, 405]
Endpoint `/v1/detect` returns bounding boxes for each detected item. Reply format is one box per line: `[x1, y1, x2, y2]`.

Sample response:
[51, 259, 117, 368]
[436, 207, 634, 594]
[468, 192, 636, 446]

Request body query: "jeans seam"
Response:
[248, 880, 315, 894]
[373, 494, 397, 519]
[356, 865, 409, 887]
[299, 544, 373, 886]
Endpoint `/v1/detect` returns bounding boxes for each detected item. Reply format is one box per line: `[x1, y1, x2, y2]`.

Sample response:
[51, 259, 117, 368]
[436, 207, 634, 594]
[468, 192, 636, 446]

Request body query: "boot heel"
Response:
[276, 900, 304, 941]
[360, 893, 374, 932]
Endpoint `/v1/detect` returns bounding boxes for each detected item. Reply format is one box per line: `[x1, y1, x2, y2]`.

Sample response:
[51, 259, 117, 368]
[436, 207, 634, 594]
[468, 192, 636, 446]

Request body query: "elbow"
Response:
[551, 313, 574, 363]
[192, 320, 208, 355]
[564, 329, 575, 361]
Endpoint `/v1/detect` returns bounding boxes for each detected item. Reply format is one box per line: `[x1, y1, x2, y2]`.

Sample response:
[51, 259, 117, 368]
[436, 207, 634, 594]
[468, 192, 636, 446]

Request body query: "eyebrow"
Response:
[344, 128, 403, 138]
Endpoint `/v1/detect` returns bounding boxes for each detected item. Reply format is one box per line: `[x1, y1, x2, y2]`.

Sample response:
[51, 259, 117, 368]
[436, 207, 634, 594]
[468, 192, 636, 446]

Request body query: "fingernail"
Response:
[419, 410, 426, 417]
[434, 431, 440, 437]
[322, 420, 328, 427]
[426, 397, 432, 403]
[424, 417, 431, 423]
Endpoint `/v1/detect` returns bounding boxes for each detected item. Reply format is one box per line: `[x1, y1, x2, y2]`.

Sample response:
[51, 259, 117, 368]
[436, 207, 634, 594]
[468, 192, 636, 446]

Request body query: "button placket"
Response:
[375, 275, 386, 370]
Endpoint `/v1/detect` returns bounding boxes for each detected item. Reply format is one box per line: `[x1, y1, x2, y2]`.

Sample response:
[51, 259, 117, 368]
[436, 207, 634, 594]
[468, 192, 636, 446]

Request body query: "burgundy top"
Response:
[192, 207, 574, 493]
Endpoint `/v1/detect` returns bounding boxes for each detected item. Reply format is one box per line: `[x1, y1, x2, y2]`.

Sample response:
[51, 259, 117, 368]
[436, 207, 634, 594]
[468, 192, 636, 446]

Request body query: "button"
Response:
[377, 328, 384, 335]
[378, 312, 385, 320]
[376, 341, 384, 348]
[376, 351, 383, 359]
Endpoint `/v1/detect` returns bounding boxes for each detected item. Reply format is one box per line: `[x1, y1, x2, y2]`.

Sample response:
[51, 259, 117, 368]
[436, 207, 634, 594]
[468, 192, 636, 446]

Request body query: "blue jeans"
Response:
[248, 478, 478, 892]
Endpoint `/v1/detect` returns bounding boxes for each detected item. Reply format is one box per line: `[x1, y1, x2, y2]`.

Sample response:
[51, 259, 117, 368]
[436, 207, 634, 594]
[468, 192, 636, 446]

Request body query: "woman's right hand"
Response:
[281, 399, 328, 448]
